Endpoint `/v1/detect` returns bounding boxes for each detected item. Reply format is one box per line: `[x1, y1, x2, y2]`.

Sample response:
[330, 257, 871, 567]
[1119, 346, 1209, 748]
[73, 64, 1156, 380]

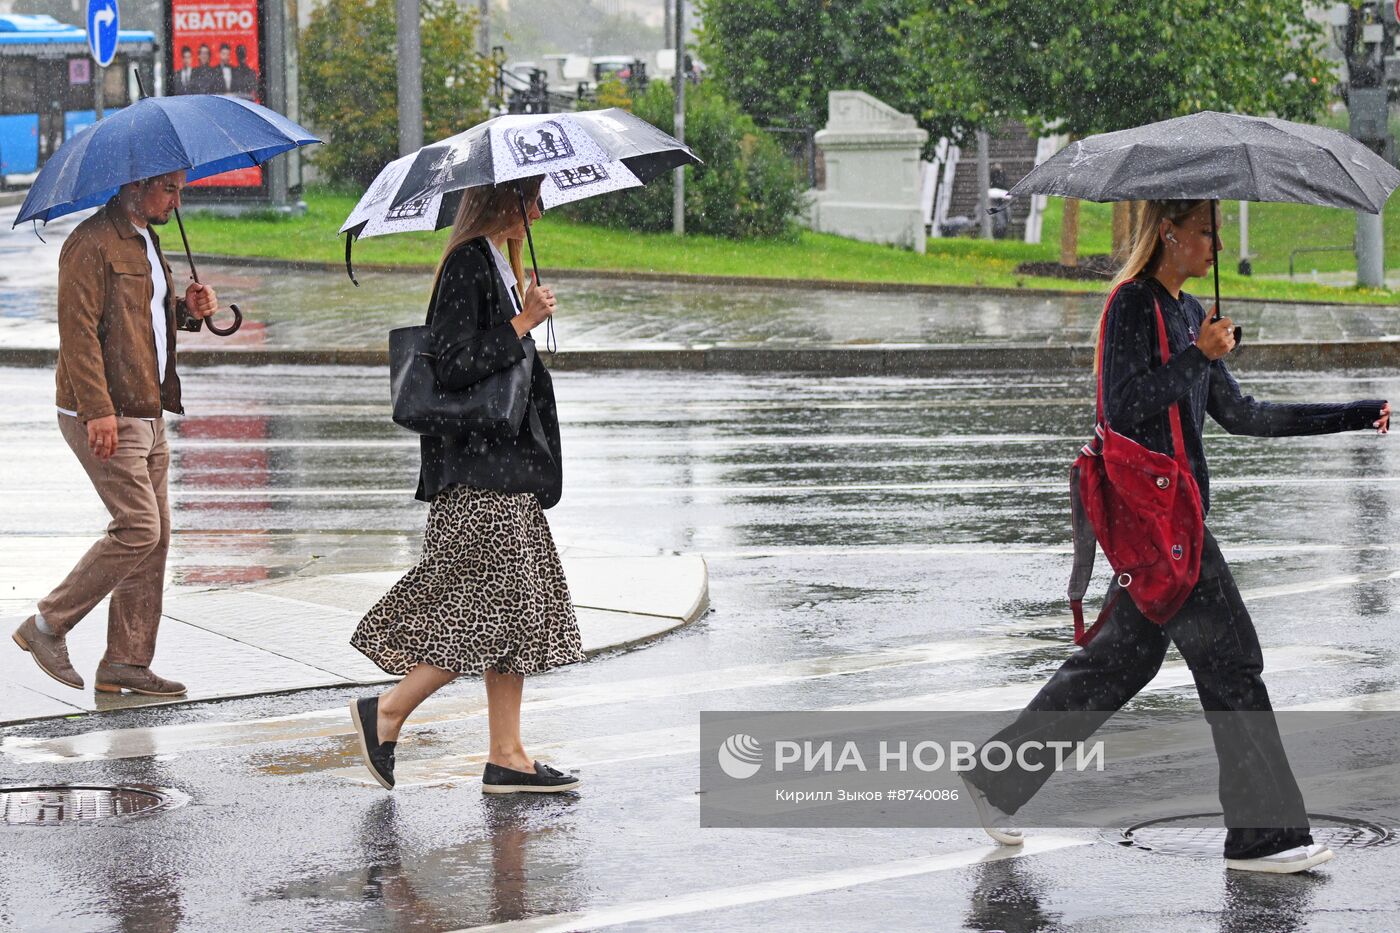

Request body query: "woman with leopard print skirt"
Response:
[348, 177, 584, 795]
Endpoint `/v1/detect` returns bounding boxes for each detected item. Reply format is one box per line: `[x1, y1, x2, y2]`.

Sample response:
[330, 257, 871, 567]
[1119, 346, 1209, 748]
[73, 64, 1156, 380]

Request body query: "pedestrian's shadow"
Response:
[963, 856, 1061, 933]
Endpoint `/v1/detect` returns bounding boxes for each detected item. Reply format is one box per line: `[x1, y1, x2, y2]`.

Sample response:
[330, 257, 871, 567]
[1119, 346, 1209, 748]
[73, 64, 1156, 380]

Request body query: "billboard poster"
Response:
[169, 0, 263, 188]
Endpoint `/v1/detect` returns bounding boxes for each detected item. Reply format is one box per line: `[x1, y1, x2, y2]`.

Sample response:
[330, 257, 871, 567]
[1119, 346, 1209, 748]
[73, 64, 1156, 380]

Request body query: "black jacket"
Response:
[1100, 277, 1383, 516]
[415, 238, 562, 507]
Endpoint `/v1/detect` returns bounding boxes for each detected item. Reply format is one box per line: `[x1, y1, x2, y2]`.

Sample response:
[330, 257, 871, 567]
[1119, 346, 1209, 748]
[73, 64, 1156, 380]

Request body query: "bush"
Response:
[564, 81, 807, 239]
[300, 0, 493, 188]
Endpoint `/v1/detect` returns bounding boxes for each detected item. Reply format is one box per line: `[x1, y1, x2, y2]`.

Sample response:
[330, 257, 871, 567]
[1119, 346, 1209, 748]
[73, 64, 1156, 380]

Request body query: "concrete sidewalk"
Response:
[1, 542, 709, 726]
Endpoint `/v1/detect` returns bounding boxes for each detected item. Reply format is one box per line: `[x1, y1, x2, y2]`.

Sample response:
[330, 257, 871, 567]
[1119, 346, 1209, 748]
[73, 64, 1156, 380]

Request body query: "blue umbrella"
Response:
[14, 92, 319, 334]
[14, 94, 319, 225]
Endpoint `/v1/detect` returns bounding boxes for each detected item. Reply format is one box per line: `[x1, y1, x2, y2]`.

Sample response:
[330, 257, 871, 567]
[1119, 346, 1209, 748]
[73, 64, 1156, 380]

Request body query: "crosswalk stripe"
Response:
[2, 635, 1371, 766]
[336, 646, 1367, 788]
[107, 474, 1400, 500]
[453, 835, 1093, 933]
[5, 558, 1387, 767]
[0, 636, 1037, 764]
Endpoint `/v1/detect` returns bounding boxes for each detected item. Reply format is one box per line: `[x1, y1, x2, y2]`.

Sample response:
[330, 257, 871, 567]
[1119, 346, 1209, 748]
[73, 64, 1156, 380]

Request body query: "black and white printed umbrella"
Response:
[340, 109, 699, 283]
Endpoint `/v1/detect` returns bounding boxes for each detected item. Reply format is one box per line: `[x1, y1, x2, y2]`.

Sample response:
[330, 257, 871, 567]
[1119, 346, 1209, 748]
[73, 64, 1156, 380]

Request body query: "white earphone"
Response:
[1165, 232, 1179, 243]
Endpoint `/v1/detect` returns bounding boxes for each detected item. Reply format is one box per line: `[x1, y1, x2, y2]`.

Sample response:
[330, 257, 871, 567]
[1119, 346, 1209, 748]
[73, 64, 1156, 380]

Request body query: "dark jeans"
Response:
[972, 530, 1313, 859]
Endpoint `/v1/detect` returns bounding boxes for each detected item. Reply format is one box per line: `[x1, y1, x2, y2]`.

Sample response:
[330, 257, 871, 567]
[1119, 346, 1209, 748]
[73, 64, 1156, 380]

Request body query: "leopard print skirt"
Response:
[351, 485, 584, 677]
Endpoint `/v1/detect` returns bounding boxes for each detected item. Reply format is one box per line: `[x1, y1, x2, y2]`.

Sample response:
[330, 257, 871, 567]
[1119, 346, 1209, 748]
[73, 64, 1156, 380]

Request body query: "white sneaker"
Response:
[961, 775, 1024, 846]
[1226, 843, 1334, 874]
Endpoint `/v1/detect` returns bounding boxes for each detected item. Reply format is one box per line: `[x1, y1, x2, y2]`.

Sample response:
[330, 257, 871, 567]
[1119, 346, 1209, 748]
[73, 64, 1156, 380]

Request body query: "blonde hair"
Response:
[1109, 199, 1210, 291]
[435, 177, 543, 305]
[1095, 199, 1211, 373]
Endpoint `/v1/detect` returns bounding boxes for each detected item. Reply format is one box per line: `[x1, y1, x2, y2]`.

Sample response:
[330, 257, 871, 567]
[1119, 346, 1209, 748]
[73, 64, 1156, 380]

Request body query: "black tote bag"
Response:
[389, 240, 535, 438]
[388, 327, 535, 437]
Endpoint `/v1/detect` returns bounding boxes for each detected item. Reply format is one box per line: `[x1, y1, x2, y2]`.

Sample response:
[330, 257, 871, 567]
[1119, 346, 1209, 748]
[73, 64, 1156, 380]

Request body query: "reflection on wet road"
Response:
[4, 364, 1400, 931]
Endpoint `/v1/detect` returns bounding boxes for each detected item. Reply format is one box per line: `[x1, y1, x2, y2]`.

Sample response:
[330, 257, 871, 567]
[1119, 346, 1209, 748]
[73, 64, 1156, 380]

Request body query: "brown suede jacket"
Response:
[55, 199, 201, 420]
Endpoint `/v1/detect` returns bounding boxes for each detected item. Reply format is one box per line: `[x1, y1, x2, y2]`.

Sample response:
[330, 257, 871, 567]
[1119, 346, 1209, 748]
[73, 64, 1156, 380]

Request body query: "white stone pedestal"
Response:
[809, 91, 929, 253]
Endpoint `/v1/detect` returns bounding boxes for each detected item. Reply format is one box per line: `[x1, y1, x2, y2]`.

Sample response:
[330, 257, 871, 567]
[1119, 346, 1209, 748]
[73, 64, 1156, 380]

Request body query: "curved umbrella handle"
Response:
[204, 303, 243, 337]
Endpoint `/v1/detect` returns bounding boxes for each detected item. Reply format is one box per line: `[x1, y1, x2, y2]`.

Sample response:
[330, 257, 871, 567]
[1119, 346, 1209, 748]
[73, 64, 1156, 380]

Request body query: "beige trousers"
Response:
[38, 414, 171, 666]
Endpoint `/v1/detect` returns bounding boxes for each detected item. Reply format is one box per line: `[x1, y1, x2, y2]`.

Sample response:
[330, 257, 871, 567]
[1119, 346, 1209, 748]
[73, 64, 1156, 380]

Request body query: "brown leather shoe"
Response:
[12, 615, 83, 689]
[94, 661, 186, 697]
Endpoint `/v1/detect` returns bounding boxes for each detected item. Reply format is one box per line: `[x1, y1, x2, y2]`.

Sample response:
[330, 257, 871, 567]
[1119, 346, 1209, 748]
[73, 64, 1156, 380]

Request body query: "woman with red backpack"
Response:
[961, 198, 1390, 873]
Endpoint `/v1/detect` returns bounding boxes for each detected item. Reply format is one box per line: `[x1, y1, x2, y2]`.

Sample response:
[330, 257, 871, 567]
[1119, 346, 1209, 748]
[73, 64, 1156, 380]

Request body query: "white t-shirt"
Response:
[137, 226, 169, 384]
[57, 227, 167, 421]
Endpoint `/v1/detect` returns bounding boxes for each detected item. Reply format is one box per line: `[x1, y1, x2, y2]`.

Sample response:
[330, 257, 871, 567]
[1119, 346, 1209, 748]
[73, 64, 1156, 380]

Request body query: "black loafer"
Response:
[482, 760, 581, 794]
[349, 696, 396, 790]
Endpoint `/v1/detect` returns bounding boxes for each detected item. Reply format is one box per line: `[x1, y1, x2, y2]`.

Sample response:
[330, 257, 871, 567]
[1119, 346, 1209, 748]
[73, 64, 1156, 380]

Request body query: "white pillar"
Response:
[976, 130, 992, 239]
[1357, 210, 1385, 287]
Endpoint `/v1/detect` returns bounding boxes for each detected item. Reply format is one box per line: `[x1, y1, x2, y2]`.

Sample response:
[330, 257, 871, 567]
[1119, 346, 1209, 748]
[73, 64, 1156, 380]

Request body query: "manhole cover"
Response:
[1111, 812, 1395, 858]
[0, 785, 187, 825]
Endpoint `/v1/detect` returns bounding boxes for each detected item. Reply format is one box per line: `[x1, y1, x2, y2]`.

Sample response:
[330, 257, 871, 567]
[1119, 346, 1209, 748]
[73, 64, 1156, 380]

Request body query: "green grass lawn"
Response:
[183, 187, 1400, 305]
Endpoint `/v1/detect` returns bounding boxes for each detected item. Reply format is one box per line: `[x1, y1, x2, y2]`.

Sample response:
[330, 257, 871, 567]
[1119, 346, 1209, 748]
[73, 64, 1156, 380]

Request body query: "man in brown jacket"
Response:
[12, 170, 218, 696]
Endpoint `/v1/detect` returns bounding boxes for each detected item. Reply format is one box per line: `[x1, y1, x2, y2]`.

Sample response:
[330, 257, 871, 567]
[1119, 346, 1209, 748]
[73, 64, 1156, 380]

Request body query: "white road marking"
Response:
[700, 543, 1377, 560]
[0, 636, 1041, 764]
[454, 835, 1092, 933]
[5, 555, 1388, 767]
[157, 475, 1400, 499]
[340, 646, 1367, 788]
[3, 635, 1374, 767]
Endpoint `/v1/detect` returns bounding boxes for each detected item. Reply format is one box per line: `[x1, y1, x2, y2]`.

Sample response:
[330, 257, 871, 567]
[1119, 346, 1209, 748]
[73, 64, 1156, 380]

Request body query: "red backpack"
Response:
[1068, 283, 1204, 646]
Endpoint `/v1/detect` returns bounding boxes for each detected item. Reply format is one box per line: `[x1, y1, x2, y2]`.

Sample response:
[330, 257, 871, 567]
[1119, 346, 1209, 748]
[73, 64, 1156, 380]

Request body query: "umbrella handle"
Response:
[515, 182, 555, 354]
[204, 303, 243, 337]
[345, 233, 360, 286]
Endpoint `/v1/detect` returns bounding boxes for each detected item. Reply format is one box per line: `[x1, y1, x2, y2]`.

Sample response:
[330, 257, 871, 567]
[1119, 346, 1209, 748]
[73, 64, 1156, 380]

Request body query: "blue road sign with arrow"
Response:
[86, 0, 119, 68]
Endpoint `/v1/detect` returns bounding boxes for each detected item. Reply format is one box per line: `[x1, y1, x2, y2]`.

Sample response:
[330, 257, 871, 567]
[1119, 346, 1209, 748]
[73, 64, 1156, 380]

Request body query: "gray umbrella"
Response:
[1008, 111, 1400, 212]
[1006, 111, 1400, 314]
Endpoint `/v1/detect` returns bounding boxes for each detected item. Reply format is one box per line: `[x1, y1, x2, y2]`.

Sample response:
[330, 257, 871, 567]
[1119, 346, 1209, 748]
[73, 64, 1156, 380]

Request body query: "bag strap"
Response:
[1150, 295, 1192, 472]
[1074, 281, 1191, 643]
[1092, 280, 1191, 470]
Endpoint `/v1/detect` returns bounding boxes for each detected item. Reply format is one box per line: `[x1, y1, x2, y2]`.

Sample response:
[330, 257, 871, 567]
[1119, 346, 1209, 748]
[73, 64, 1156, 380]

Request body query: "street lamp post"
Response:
[396, 0, 423, 157]
[478, 0, 489, 58]
[1340, 1, 1394, 287]
[672, 0, 685, 236]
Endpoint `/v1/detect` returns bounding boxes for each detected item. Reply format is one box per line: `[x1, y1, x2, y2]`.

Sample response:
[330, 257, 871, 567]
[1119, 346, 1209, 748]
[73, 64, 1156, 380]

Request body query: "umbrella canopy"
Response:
[340, 108, 699, 240]
[1006, 111, 1400, 214]
[15, 94, 320, 226]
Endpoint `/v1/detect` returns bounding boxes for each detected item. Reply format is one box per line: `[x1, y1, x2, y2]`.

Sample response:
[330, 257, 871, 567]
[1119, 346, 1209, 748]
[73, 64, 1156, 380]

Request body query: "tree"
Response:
[564, 81, 807, 239]
[301, 0, 493, 187]
[899, 0, 1334, 263]
[695, 0, 928, 135]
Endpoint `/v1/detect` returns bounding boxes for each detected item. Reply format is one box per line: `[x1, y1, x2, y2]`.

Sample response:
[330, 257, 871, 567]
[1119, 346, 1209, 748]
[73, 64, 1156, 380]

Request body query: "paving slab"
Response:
[2, 601, 345, 722]
[0, 682, 85, 721]
[0, 552, 709, 726]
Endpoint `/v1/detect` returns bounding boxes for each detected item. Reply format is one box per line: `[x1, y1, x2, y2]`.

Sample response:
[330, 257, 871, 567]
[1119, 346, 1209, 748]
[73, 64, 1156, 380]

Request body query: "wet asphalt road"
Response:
[4, 362, 1400, 932]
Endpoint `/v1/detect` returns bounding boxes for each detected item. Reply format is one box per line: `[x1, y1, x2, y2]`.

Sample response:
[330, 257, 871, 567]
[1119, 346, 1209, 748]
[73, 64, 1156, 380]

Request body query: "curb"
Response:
[5, 342, 1400, 372]
[192, 253, 1396, 309]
